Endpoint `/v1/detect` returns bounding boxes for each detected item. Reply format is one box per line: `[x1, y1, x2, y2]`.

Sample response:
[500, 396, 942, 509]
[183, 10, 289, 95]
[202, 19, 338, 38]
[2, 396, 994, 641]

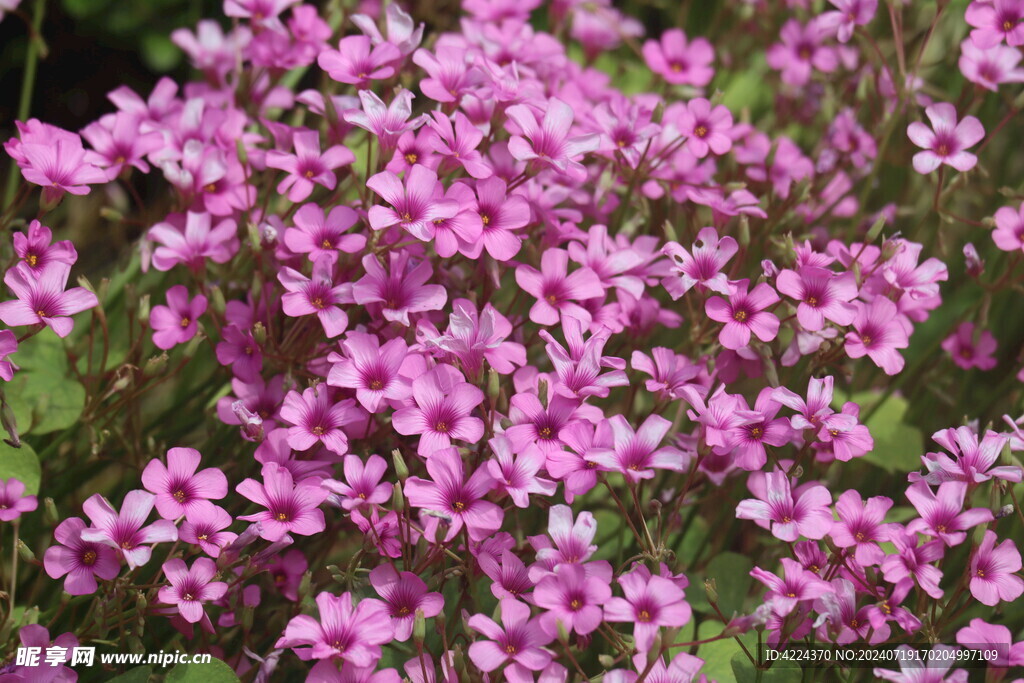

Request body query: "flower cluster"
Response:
[0, 0, 1022, 681]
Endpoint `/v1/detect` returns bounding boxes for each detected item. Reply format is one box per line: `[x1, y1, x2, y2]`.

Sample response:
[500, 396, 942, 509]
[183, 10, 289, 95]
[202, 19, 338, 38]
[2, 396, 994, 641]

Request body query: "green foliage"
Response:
[166, 658, 240, 683]
[691, 551, 753, 617]
[106, 666, 153, 683]
[0, 440, 41, 496]
[839, 391, 924, 473]
[6, 332, 85, 436]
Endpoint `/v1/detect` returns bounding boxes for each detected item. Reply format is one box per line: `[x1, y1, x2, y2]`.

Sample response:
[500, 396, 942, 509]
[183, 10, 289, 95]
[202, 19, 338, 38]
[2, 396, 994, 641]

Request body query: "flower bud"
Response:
[662, 220, 678, 243]
[298, 571, 312, 602]
[43, 498, 59, 526]
[556, 619, 570, 644]
[252, 321, 267, 346]
[16, 540, 35, 563]
[487, 368, 500, 403]
[963, 243, 984, 277]
[704, 578, 718, 604]
[391, 483, 405, 511]
[143, 352, 169, 377]
[208, 285, 226, 316]
[138, 294, 151, 327]
[327, 565, 346, 584]
[866, 215, 887, 244]
[598, 654, 616, 669]
[99, 207, 124, 222]
[413, 608, 426, 646]
[247, 222, 263, 254]
[391, 449, 410, 483]
[1, 397, 20, 449]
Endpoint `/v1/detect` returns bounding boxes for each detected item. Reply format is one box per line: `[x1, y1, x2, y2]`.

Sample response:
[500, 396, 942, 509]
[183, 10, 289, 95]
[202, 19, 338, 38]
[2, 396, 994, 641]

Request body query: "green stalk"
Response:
[2, 0, 47, 213]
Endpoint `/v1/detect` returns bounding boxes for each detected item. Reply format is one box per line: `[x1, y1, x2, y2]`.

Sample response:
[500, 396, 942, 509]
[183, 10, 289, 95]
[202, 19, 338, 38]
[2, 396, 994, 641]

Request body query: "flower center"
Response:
[398, 605, 411, 616]
[401, 212, 413, 222]
[637, 609, 651, 622]
[36, 309, 48, 318]
[786, 592, 797, 598]
[538, 427, 553, 439]
[435, 421, 449, 433]
[197, 534, 209, 541]
[855, 532, 865, 541]
[1004, 20, 1015, 31]
[780, 515, 792, 523]
[976, 569, 985, 577]
[312, 425, 325, 436]
[312, 297, 325, 309]
[204, 183, 217, 193]
[405, 153, 418, 164]
[321, 239, 332, 248]
[304, 169, 315, 178]
[481, 214, 491, 225]
[452, 500, 466, 511]
[173, 489, 187, 502]
[881, 601, 891, 614]
[276, 512, 290, 521]
[570, 599, 582, 610]
[505, 644, 518, 654]
[936, 143, 950, 157]
[859, 334, 872, 346]
[750, 426, 763, 438]
[82, 550, 97, 566]
[26, 254, 38, 267]
[733, 310, 748, 322]
[183, 592, 195, 601]
[180, 317, 190, 327]
[370, 379, 384, 390]
[694, 125, 708, 138]
[806, 296, 818, 306]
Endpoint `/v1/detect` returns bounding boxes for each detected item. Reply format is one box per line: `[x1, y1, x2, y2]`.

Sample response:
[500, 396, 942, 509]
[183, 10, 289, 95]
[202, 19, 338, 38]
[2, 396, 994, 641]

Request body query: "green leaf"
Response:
[107, 666, 153, 683]
[731, 651, 803, 683]
[6, 332, 84, 436]
[166, 658, 239, 683]
[839, 391, 924, 473]
[6, 371, 86, 436]
[0, 441, 41, 496]
[695, 620, 757, 683]
[692, 551, 754, 617]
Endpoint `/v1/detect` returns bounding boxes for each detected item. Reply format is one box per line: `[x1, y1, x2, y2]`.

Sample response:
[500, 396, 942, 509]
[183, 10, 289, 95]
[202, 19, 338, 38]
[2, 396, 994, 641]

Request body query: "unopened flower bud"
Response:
[761, 259, 779, 279]
[738, 215, 750, 247]
[413, 608, 426, 646]
[1, 396, 20, 448]
[236, 138, 249, 167]
[143, 352, 169, 377]
[487, 368, 500, 403]
[99, 207, 124, 222]
[963, 243, 984, 277]
[866, 215, 887, 244]
[208, 285, 226, 316]
[138, 294, 151, 327]
[391, 449, 409, 482]
[16, 540, 35, 563]
[43, 498, 58, 526]
[247, 222, 263, 253]
[252, 321, 267, 346]
[662, 220, 678, 243]
[298, 571, 312, 601]
[538, 379, 549, 408]
[598, 654, 616, 669]
[391, 483, 405, 511]
[704, 578, 718, 604]
[327, 565, 346, 583]
[556, 619, 570, 644]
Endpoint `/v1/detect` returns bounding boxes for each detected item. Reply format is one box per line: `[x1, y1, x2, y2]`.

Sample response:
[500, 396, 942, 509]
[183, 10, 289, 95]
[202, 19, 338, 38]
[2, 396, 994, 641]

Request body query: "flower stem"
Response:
[2, 0, 47, 215]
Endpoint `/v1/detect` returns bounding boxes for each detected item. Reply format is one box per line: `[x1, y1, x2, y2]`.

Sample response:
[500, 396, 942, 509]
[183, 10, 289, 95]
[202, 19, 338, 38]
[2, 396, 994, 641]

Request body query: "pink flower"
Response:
[266, 130, 354, 202]
[487, 436, 556, 507]
[542, 318, 629, 399]
[516, 248, 605, 326]
[9, 131, 108, 204]
[844, 298, 911, 375]
[750, 558, 832, 616]
[367, 166, 459, 239]
[150, 285, 207, 350]
[880, 525, 945, 599]
[590, 414, 686, 482]
[350, 2, 423, 57]
[873, 645, 967, 683]
[468, 598, 553, 673]
[327, 332, 412, 412]
[533, 563, 611, 637]
[604, 568, 692, 652]
[818, 0, 877, 43]
[141, 447, 228, 521]
[403, 446, 503, 542]
[278, 256, 352, 338]
[463, 176, 531, 261]
[13, 220, 78, 277]
[0, 331, 16, 381]
[505, 98, 599, 182]
[318, 35, 400, 86]
[0, 477, 37, 522]
[43, 517, 121, 595]
[965, 0, 1024, 48]
[178, 506, 237, 558]
[0, 263, 98, 338]
[677, 98, 733, 158]
[2, 625, 78, 682]
[283, 203, 366, 264]
[546, 421, 613, 501]
[148, 211, 239, 272]
[917, 426, 1022, 484]
[736, 470, 833, 542]
[276, 591, 394, 665]
[907, 103, 985, 174]
[766, 18, 838, 86]
[956, 619, 1024, 668]
[80, 490, 178, 569]
[369, 564, 444, 641]
[705, 279, 781, 350]
[344, 89, 425, 151]
[661, 227, 738, 298]
[905, 480, 994, 546]
[830, 490, 893, 566]
[80, 111, 163, 178]
[529, 505, 600, 578]
[417, 298, 526, 378]
[352, 251, 447, 326]
[969, 530, 1023, 605]
[321, 454, 392, 514]
[280, 386, 362, 454]
[423, 111, 492, 179]
[992, 201, 1024, 252]
[775, 266, 858, 331]
[959, 39, 1024, 90]
[413, 46, 478, 103]
[942, 322, 998, 370]
[158, 557, 229, 623]
[392, 365, 484, 456]
[236, 462, 329, 541]
[642, 28, 714, 86]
